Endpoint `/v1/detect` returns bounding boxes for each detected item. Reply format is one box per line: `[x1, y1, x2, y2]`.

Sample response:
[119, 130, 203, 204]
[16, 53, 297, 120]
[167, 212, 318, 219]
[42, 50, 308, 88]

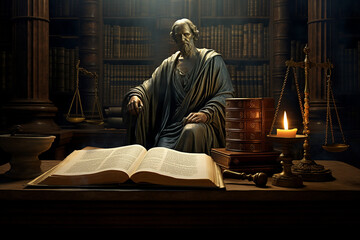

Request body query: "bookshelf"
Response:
[41, 1, 272, 116]
[99, 0, 273, 108]
[100, 0, 191, 107]
[197, 0, 271, 98]
[101, 1, 157, 107]
[49, 0, 80, 95]
[48, 0, 80, 125]
[99, 0, 272, 108]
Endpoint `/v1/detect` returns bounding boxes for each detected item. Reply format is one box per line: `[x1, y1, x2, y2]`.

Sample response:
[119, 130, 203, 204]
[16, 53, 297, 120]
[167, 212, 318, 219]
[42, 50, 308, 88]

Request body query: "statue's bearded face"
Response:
[173, 23, 195, 57]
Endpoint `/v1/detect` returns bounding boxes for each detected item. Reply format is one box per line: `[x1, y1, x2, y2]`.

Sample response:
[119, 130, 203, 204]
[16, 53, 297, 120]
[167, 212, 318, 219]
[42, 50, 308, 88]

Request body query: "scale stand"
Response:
[287, 45, 334, 182]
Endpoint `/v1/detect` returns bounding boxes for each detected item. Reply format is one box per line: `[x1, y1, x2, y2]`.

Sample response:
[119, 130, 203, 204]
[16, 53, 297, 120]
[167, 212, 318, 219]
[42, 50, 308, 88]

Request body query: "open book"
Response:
[28, 144, 224, 188]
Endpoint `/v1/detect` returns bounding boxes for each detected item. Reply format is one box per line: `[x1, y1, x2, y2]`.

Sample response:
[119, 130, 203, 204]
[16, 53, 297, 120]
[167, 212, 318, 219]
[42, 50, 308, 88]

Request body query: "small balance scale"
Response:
[66, 60, 104, 125]
[268, 45, 349, 185]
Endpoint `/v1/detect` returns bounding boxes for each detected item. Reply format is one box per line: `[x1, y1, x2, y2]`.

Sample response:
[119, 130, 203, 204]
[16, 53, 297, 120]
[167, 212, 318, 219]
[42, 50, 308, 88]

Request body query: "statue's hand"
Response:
[185, 112, 208, 124]
[127, 95, 143, 116]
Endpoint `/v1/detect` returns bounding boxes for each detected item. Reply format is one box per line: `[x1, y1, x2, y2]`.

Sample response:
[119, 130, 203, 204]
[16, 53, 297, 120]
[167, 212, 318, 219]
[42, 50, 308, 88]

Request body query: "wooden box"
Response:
[225, 98, 274, 152]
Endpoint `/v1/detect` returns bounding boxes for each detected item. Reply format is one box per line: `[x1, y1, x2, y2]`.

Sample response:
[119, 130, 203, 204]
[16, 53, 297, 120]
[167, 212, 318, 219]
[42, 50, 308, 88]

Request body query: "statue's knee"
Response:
[182, 123, 206, 139]
[182, 123, 195, 138]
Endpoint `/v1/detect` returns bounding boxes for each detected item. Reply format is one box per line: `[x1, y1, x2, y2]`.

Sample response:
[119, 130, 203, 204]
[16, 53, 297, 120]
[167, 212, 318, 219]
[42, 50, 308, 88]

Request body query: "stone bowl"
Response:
[0, 134, 56, 179]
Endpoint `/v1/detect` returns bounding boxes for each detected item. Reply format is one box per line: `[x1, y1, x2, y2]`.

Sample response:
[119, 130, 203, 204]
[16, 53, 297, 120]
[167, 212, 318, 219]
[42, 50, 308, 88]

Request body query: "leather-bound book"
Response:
[211, 148, 281, 174]
[225, 98, 274, 152]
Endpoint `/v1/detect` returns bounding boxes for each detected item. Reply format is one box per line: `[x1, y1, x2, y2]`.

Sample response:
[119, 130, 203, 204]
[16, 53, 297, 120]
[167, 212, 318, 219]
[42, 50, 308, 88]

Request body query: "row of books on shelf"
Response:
[337, 42, 360, 95]
[227, 63, 271, 98]
[200, 0, 270, 17]
[50, 0, 79, 17]
[50, 47, 79, 93]
[104, 25, 152, 59]
[102, 64, 153, 106]
[198, 23, 269, 59]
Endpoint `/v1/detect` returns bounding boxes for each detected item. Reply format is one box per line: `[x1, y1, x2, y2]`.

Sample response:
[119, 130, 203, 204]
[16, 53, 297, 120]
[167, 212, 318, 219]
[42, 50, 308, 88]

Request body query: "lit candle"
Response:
[277, 111, 297, 138]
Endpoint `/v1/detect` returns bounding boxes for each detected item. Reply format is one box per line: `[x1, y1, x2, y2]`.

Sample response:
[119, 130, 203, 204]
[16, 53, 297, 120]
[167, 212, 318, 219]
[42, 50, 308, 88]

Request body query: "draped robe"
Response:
[124, 48, 234, 155]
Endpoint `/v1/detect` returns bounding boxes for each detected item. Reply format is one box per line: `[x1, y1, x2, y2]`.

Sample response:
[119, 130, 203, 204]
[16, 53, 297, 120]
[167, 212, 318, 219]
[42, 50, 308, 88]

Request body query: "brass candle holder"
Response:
[269, 45, 342, 182]
[267, 134, 307, 188]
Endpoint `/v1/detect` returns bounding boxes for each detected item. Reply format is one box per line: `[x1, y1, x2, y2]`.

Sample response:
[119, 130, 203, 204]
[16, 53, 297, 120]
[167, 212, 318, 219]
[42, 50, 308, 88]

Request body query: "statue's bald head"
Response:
[170, 18, 199, 42]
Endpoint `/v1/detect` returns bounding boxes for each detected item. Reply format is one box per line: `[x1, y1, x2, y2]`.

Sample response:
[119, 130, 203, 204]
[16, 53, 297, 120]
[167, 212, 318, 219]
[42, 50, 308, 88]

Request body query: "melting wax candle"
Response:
[277, 111, 297, 138]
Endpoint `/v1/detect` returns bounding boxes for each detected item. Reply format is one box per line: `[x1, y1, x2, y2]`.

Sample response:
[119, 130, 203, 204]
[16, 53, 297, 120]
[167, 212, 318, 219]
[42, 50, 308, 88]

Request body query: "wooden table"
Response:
[1, 160, 360, 229]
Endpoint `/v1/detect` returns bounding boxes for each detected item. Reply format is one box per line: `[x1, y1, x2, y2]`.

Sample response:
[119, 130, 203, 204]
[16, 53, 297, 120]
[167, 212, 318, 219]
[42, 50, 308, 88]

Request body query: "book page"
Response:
[52, 144, 147, 176]
[132, 147, 215, 181]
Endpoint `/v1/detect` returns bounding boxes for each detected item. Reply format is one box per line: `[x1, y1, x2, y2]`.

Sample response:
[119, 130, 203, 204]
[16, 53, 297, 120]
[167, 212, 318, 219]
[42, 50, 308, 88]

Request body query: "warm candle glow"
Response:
[284, 111, 288, 130]
[277, 111, 297, 138]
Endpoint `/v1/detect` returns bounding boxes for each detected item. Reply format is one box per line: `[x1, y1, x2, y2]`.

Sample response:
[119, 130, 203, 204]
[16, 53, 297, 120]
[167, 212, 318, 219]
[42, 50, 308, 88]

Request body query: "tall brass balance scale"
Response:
[268, 45, 349, 185]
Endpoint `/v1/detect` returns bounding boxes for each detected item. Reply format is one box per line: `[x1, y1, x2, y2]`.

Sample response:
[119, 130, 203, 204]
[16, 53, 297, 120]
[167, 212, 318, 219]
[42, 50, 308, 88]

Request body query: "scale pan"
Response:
[322, 143, 349, 152]
[67, 117, 85, 123]
[85, 119, 104, 125]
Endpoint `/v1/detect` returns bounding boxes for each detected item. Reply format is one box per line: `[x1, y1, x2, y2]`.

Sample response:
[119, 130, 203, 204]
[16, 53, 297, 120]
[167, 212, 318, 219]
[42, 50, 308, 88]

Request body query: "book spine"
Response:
[258, 23, 264, 58]
[243, 24, 248, 58]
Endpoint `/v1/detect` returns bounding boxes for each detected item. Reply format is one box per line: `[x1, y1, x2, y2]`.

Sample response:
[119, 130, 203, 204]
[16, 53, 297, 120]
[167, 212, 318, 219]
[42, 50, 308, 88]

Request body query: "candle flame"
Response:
[284, 111, 288, 130]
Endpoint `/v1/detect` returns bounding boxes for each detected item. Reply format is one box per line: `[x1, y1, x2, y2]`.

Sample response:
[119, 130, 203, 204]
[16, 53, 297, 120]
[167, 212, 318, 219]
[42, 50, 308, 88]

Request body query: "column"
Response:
[3, 0, 59, 132]
[307, 0, 337, 114]
[78, 0, 101, 117]
[272, 0, 291, 98]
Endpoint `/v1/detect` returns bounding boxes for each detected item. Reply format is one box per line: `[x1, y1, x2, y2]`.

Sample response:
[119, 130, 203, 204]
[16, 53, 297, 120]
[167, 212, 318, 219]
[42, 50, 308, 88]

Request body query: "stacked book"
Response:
[211, 98, 281, 174]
